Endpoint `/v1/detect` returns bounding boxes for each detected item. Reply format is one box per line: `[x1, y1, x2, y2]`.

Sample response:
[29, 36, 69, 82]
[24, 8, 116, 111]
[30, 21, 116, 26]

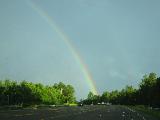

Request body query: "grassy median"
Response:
[128, 105, 160, 119]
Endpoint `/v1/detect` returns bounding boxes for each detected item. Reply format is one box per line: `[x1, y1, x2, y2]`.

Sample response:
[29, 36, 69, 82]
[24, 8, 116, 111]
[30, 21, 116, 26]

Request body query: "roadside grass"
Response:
[129, 105, 160, 119]
[0, 105, 23, 111]
[0, 103, 78, 111]
[63, 103, 77, 106]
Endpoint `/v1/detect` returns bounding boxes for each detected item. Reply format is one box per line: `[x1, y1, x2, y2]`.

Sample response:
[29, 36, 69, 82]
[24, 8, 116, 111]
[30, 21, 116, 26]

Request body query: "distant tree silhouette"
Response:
[82, 72, 160, 107]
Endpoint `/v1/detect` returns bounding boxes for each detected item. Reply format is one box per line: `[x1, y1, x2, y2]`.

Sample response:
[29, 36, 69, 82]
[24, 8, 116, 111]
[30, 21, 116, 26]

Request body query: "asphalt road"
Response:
[0, 105, 159, 120]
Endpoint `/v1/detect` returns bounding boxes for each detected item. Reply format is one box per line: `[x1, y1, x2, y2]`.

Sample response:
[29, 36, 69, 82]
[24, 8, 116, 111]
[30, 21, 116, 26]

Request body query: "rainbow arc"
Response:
[27, 0, 98, 95]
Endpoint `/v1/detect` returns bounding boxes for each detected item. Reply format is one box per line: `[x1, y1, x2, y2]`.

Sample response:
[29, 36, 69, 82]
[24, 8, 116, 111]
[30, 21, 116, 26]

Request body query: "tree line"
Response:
[82, 73, 160, 107]
[0, 80, 76, 106]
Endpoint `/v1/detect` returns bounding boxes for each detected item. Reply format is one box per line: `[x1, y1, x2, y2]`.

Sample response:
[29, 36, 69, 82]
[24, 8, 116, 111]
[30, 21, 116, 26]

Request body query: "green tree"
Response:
[101, 91, 110, 103]
[139, 73, 157, 105]
[87, 92, 94, 100]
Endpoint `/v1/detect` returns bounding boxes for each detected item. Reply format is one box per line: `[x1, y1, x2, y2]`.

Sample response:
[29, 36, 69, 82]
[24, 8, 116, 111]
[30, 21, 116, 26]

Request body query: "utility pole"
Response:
[7, 95, 9, 105]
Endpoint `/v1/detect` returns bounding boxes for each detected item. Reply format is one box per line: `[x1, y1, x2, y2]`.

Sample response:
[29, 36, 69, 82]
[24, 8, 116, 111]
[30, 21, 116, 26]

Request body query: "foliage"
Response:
[82, 72, 160, 107]
[0, 80, 76, 106]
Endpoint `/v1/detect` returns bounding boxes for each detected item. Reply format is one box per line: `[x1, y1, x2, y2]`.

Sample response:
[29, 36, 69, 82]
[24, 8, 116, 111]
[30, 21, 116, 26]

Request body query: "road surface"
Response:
[0, 105, 159, 120]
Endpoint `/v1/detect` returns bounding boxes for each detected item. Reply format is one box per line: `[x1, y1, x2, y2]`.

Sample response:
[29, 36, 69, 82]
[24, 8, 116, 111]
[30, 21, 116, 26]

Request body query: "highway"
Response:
[0, 105, 158, 120]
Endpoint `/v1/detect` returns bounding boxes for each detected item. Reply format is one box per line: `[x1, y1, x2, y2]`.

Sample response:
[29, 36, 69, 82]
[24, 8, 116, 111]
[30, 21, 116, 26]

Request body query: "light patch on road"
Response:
[99, 114, 102, 117]
[14, 114, 23, 117]
[143, 116, 146, 120]
[24, 113, 33, 116]
[49, 108, 59, 111]
[107, 109, 110, 112]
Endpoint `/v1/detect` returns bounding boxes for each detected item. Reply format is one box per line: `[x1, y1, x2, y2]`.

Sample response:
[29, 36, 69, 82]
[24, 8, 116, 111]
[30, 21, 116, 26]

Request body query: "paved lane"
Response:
[0, 105, 159, 120]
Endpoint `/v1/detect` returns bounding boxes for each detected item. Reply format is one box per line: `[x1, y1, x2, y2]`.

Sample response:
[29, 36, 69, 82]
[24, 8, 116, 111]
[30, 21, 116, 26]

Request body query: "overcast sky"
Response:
[0, 0, 160, 99]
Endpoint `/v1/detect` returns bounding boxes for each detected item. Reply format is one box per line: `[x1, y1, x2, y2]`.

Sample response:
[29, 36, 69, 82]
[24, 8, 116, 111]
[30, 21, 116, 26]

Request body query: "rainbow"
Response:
[26, 0, 98, 95]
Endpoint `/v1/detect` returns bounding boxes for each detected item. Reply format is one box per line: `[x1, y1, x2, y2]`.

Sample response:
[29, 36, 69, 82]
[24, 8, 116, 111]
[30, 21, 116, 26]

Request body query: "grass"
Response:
[0, 103, 78, 111]
[63, 103, 78, 106]
[128, 105, 160, 119]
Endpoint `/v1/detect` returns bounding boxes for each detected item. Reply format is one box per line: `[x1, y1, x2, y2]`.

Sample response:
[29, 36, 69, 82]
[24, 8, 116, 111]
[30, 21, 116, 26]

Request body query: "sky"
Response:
[0, 0, 160, 99]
